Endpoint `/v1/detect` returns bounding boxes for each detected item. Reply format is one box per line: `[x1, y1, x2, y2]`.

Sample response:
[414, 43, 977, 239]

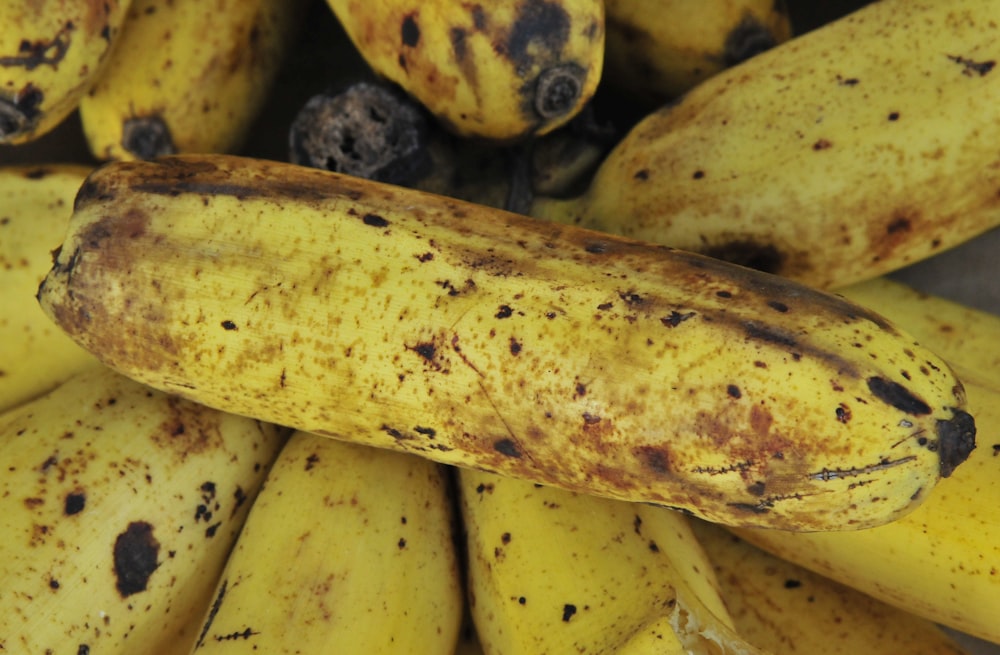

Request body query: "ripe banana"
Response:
[79, 0, 305, 161]
[189, 430, 463, 653]
[0, 164, 99, 412]
[37, 154, 975, 531]
[324, 0, 605, 141]
[602, 0, 792, 106]
[531, 0, 1000, 290]
[0, 0, 132, 144]
[457, 468, 763, 654]
[690, 518, 971, 655]
[731, 281, 1000, 643]
[0, 364, 286, 654]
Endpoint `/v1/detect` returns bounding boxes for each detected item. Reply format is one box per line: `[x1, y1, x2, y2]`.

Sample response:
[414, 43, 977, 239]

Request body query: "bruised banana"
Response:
[79, 0, 305, 161]
[531, 0, 1000, 290]
[690, 518, 970, 655]
[324, 0, 604, 141]
[0, 365, 286, 655]
[0, 164, 99, 412]
[37, 154, 976, 531]
[733, 287, 1000, 642]
[602, 0, 791, 106]
[0, 0, 132, 144]
[458, 469, 762, 654]
[190, 431, 463, 654]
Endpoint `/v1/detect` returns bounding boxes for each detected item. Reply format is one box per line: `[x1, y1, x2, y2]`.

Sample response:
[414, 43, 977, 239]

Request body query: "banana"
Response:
[458, 468, 763, 654]
[324, 0, 605, 142]
[602, 0, 792, 107]
[0, 163, 99, 412]
[531, 0, 1000, 290]
[690, 518, 971, 654]
[36, 154, 975, 531]
[0, 0, 132, 144]
[0, 364, 286, 654]
[189, 430, 463, 653]
[840, 276, 1000, 385]
[729, 280, 1000, 643]
[78, 0, 305, 161]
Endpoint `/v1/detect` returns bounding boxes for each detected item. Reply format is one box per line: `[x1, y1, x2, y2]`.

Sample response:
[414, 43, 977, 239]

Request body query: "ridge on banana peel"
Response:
[531, 0, 1000, 290]
[37, 154, 975, 531]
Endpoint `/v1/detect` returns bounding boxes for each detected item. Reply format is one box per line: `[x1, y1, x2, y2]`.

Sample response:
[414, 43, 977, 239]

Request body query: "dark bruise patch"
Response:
[947, 54, 995, 77]
[936, 410, 976, 478]
[723, 14, 780, 66]
[495, 304, 514, 318]
[561, 604, 577, 622]
[362, 213, 390, 228]
[634, 445, 671, 476]
[25, 167, 49, 179]
[507, 1, 571, 66]
[113, 521, 160, 597]
[121, 115, 176, 160]
[661, 310, 696, 327]
[618, 290, 644, 305]
[584, 240, 608, 254]
[0, 21, 73, 70]
[747, 481, 766, 497]
[494, 438, 522, 458]
[195, 579, 228, 649]
[634, 169, 649, 180]
[743, 321, 797, 348]
[767, 300, 788, 313]
[784, 579, 802, 589]
[866, 377, 930, 415]
[401, 14, 420, 47]
[887, 216, 910, 234]
[0, 84, 44, 138]
[410, 341, 437, 364]
[381, 424, 412, 441]
[77, 646, 89, 655]
[64, 492, 86, 515]
[701, 241, 784, 274]
[728, 501, 771, 514]
[450, 27, 468, 61]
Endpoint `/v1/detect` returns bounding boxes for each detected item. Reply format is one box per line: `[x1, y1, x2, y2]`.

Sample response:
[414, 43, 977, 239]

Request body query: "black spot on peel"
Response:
[866, 377, 930, 415]
[401, 14, 420, 47]
[195, 579, 227, 649]
[363, 213, 390, 228]
[0, 22, 73, 70]
[948, 54, 995, 77]
[727, 384, 741, 399]
[562, 604, 577, 621]
[221, 320, 237, 331]
[494, 438, 522, 457]
[509, 337, 522, 355]
[743, 321, 797, 348]
[937, 410, 976, 478]
[113, 521, 160, 597]
[64, 492, 86, 515]
[496, 305, 514, 318]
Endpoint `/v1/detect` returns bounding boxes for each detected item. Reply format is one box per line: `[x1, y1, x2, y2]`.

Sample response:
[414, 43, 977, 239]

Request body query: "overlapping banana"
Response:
[189, 431, 463, 653]
[458, 468, 762, 654]
[531, 0, 1000, 290]
[79, 0, 305, 160]
[730, 277, 1000, 643]
[602, 0, 792, 106]
[0, 364, 286, 654]
[323, 0, 605, 141]
[690, 518, 971, 654]
[0, 164, 99, 412]
[36, 154, 975, 531]
[0, 1, 132, 144]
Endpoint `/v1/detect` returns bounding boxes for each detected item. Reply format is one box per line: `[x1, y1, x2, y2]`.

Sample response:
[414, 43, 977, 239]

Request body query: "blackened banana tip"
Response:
[122, 115, 176, 160]
[534, 64, 584, 120]
[937, 409, 976, 478]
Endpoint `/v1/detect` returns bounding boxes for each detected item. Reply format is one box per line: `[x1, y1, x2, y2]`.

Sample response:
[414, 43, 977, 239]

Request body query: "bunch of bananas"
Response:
[3, 0, 1000, 653]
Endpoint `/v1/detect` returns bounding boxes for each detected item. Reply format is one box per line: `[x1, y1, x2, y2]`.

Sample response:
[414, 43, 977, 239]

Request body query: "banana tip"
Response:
[122, 115, 176, 160]
[534, 64, 585, 120]
[937, 409, 976, 477]
[0, 85, 44, 142]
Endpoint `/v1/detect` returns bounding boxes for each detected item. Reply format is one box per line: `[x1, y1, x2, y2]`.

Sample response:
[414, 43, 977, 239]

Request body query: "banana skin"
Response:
[37, 154, 974, 531]
[325, 0, 604, 141]
[531, 0, 1000, 290]
[0, 0, 132, 144]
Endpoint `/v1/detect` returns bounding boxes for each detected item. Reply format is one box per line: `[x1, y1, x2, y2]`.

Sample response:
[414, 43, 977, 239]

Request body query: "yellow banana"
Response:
[0, 163, 99, 412]
[602, 0, 792, 106]
[189, 431, 463, 654]
[0, 364, 286, 654]
[458, 468, 763, 654]
[324, 0, 605, 141]
[729, 279, 1000, 642]
[79, 0, 305, 161]
[0, 0, 131, 144]
[690, 518, 971, 654]
[531, 0, 1000, 290]
[36, 154, 975, 531]
[840, 276, 1000, 385]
